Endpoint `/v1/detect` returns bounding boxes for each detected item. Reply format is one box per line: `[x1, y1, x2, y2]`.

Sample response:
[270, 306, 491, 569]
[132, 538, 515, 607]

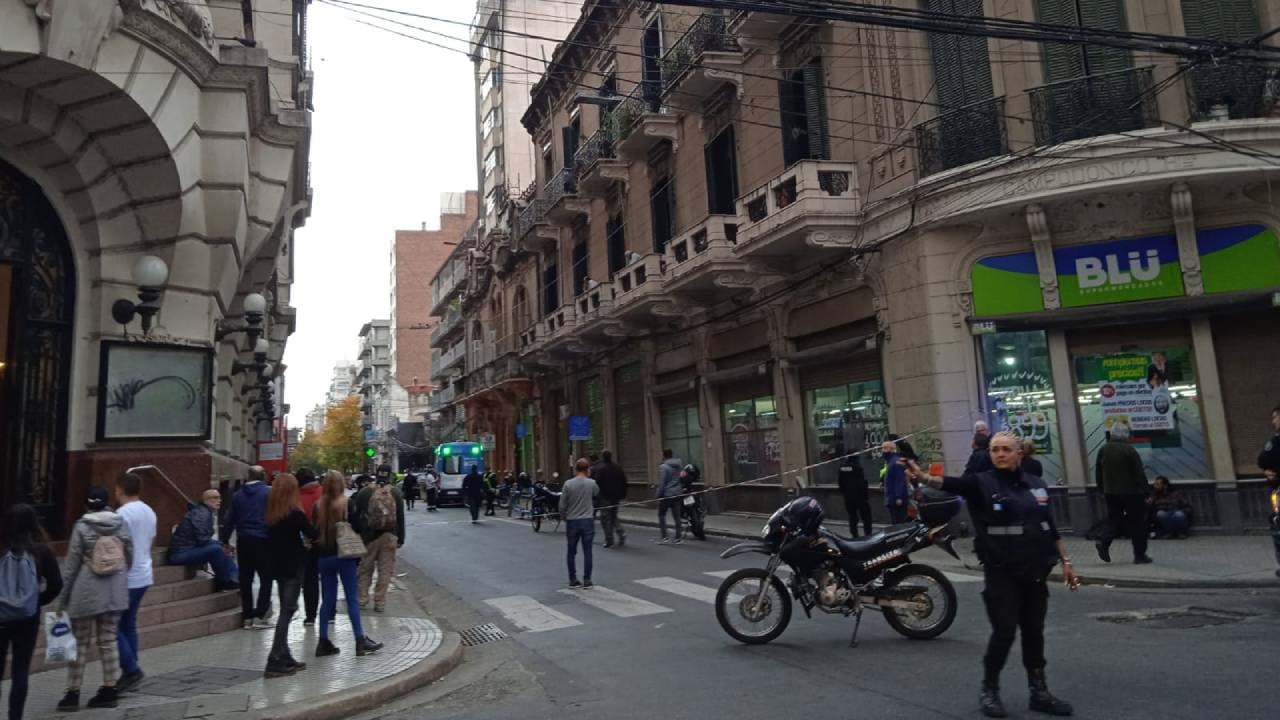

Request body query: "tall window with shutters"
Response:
[779, 59, 830, 167]
[572, 230, 589, 297]
[650, 176, 675, 254]
[512, 285, 531, 335]
[542, 260, 559, 317]
[918, 0, 1004, 175]
[607, 212, 626, 277]
[704, 125, 739, 215]
[1179, 0, 1265, 119]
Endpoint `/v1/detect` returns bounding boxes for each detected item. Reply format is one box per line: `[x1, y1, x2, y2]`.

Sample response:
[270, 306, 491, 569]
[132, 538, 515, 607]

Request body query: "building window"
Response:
[480, 66, 499, 95]
[804, 380, 888, 485]
[572, 234, 589, 297]
[579, 376, 605, 459]
[779, 59, 830, 166]
[662, 404, 703, 470]
[704, 125, 739, 215]
[482, 108, 499, 138]
[722, 396, 780, 486]
[642, 17, 663, 109]
[650, 176, 674, 254]
[1074, 345, 1207, 481]
[513, 285, 531, 332]
[607, 212, 626, 276]
[542, 260, 559, 316]
[615, 364, 647, 477]
[483, 148, 500, 176]
[980, 331, 1064, 485]
[541, 142, 554, 184]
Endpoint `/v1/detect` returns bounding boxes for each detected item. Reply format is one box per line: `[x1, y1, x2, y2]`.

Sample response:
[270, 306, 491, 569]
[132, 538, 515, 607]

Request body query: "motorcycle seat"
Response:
[826, 522, 918, 558]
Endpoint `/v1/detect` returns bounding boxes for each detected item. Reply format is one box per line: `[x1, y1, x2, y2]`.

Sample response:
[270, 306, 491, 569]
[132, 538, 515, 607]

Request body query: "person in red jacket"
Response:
[296, 469, 324, 626]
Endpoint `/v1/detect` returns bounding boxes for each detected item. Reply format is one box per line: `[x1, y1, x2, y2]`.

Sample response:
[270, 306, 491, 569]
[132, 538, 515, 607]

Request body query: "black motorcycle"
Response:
[530, 481, 561, 533]
[679, 464, 707, 540]
[715, 492, 962, 647]
[1269, 483, 1279, 577]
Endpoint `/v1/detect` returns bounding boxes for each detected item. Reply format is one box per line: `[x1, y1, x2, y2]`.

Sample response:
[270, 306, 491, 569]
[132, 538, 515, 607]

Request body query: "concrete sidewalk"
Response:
[616, 506, 1280, 589]
[13, 569, 461, 720]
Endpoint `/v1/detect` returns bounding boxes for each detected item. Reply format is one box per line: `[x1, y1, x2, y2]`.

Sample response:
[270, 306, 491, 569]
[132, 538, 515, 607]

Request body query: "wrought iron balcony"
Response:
[543, 166, 589, 225]
[430, 307, 462, 345]
[1030, 66, 1159, 146]
[611, 83, 678, 160]
[574, 126, 628, 197]
[1183, 61, 1274, 121]
[574, 127, 614, 177]
[914, 97, 1009, 177]
[660, 12, 742, 99]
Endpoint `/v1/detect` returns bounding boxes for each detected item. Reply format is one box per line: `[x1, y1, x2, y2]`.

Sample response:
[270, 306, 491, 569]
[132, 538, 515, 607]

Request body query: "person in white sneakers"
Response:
[113, 472, 155, 694]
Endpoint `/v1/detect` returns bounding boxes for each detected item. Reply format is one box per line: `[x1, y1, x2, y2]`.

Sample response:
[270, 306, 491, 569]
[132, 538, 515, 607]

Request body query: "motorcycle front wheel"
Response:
[532, 511, 542, 532]
[715, 567, 791, 645]
[880, 563, 957, 640]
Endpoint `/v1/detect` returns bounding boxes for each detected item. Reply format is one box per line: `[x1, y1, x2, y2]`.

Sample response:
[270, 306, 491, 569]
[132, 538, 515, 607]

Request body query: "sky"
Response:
[283, 0, 480, 419]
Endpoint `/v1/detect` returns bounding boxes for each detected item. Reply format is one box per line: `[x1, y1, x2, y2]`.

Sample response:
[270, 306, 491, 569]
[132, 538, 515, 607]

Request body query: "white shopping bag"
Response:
[44, 611, 77, 664]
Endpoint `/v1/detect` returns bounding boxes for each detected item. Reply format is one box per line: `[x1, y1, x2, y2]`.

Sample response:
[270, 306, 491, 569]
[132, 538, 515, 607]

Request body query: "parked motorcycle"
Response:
[715, 491, 962, 647]
[679, 464, 707, 540]
[1269, 484, 1279, 577]
[530, 481, 561, 533]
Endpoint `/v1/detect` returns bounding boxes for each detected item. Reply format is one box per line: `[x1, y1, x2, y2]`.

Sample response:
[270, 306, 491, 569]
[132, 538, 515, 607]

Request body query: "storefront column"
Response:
[694, 329, 729, 512]
[639, 339, 664, 488]
[767, 306, 806, 491]
[601, 358, 618, 454]
[1190, 317, 1242, 531]
[1047, 329, 1093, 527]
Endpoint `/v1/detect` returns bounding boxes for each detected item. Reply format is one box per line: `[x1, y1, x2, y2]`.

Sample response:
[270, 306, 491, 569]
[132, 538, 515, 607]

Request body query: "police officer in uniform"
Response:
[836, 446, 872, 537]
[1258, 404, 1280, 577]
[919, 432, 1078, 718]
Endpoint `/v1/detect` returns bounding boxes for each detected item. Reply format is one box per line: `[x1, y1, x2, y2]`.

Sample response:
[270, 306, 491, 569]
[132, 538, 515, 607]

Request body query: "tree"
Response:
[289, 431, 325, 473]
[321, 396, 365, 473]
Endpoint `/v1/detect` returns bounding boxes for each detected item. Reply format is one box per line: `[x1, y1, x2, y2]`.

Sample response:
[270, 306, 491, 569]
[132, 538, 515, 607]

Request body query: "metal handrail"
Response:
[127, 464, 194, 506]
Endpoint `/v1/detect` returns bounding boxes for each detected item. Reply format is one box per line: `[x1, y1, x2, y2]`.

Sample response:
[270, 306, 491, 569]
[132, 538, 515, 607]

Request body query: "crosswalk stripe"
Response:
[703, 570, 735, 579]
[484, 596, 582, 632]
[558, 586, 673, 618]
[635, 577, 722, 604]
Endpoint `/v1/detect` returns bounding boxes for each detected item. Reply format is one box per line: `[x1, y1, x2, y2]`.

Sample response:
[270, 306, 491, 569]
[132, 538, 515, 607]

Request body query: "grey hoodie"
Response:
[656, 457, 684, 498]
[59, 510, 134, 619]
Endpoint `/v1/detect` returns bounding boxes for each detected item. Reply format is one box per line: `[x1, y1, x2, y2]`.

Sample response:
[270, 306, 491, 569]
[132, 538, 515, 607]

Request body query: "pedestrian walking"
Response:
[592, 450, 627, 548]
[424, 469, 440, 512]
[1094, 423, 1153, 564]
[881, 441, 910, 524]
[654, 449, 684, 544]
[351, 475, 404, 613]
[312, 470, 382, 658]
[168, 490, 239, 590]
[1257, 404, 1280, 576]
[402, 471, 419, 511]
[463, 464, 485, 524]
[562, 458, 599, 588]
[919, 432, 1077, 718]
[55, 487, 134, 712]
[263, 474, 317, 678]
[837, 452, 872, 538]
[1020, 440, 1044, 478]
[296, 470, 323, 626]
[965, 431, 995, 475]
[113, 472, 155, 694]
[483, 469, 497, 516]
[1, 504, 63, 720]
[220, 465, 275, 628]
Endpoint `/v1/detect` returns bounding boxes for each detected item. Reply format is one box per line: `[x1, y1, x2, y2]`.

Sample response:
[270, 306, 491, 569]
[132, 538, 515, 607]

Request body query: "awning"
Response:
[703, 362, 770, 386]
[649, 377, 698, 397]
[456, 377, 533, 406]
[780, 333, 877, 368]
[970, 289, 1278, 332]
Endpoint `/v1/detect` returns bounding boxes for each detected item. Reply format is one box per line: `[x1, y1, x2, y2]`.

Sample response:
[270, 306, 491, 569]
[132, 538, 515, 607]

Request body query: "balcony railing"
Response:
[431, 343, 465, 379]
[664, 214, 738, 278]
[574, 126, 615, 177]
[608, 84, 657, 143]
[431, 307, 462, 344]
[914, 97, 1009, 177]
[660, 12, 737, 96]
[1183, 61, 1274, 121]
[544, 165, 572, 208]
[1030, 66, 1159, 146]
[428, 385, 456, 411]
[514, 194, 551, 241]
[518, 323, 540, 354]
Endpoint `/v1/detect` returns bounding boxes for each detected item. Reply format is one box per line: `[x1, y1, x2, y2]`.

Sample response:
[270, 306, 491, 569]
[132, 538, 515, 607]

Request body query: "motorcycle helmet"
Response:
[762, 496, 825, 542]
[679, 463, 701, 484]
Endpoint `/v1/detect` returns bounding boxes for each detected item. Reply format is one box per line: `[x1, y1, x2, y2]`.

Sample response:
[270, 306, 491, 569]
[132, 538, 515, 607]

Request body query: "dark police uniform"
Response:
[1259, 431, 1280, 568]
[941, 467, 1069, 714]
[837, 461, 872, 537]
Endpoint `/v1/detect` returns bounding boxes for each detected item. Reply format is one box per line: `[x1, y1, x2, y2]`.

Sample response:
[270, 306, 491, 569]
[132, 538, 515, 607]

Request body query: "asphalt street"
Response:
[371, 506, 1277, 720]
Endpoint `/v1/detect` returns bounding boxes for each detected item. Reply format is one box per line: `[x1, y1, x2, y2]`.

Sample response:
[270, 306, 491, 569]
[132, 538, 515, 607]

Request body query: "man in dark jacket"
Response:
[169, 490, 238, 590]
[837, 451, 872, 537]
[655, 450, 684, 544]
[592, 450, 628, 548]
[882, 441, 910, 524]
[220, 466, 274, 628]
[1094, 424, 1152, 564]
[965, 432, 994, 475]
[462, 465, 485, 524]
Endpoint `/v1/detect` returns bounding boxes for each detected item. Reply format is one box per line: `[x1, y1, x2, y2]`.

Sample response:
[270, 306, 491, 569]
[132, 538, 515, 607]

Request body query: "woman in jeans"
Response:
[264, 474, 316, 677]
[1, 504, 63, 720]
[312, 470, 383, 657]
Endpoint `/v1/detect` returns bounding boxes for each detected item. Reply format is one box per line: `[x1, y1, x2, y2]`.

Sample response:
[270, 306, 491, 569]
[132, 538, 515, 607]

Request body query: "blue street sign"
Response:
[515, 423, 526, 440]
[364, 429, 377, 442]
[568, 415, 590, 441]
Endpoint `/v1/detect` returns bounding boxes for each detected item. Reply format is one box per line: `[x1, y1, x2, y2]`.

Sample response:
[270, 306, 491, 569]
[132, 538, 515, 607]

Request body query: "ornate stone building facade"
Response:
[0, 0, 312, 536]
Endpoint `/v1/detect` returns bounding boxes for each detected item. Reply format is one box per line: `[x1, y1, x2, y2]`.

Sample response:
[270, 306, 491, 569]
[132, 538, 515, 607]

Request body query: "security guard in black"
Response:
[923, 432, 1076, 718]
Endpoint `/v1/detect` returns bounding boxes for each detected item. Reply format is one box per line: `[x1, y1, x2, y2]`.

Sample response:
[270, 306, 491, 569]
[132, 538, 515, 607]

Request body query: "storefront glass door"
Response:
[722, 396, 781, 485]
[979, 331, 1065, 484]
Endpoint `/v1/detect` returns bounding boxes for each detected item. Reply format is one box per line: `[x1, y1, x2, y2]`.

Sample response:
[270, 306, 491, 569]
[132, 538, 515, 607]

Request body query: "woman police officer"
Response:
[911, 431, 1078, 718]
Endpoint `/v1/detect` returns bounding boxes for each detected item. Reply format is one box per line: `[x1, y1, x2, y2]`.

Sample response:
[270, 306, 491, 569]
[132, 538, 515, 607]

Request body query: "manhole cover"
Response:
[135, 665, 262, 697]
[1093, 606, 1255, 629]
[460, 623, 509, 646]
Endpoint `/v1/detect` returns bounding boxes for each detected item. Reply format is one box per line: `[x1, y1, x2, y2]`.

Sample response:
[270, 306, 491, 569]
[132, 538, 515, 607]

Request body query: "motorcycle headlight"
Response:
[761, 523, 771, 539]
[1270, 489, 1279, 514]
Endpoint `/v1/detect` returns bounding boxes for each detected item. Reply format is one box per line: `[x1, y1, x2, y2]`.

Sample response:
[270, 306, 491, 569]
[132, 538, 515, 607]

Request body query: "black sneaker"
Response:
[583, 580, 594, 589]
[264, 662, 297, 678]
[86, 686, 118, 709]
[569, 579, 582, 588]
[1094, 542, 1112, 563]
[57, 690, 80, 712]
[1134, 555, 1153, 565]
[117, 669, 145, 693]
[315, 638, 340, 657]
[303, 618, 316, 627]
[356, 636, 383, 656]
[287, 658, 307, 672]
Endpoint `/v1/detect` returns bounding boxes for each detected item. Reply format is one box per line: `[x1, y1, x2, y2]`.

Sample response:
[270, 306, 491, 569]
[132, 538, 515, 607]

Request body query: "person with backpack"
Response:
[55, 487, 134, 712]
[351, 475, 404, 613]
[220, 466, 275, 629]
[113, 472, 156, 694]
[263, 474, 317, 678]
[1, 504, 62, 720]
[296, 469, 324, 626]
[312, 470, 382, 657]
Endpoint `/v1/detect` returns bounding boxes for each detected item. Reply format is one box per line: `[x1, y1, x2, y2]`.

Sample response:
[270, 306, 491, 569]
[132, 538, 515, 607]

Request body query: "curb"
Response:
[618, 517, 1280, 590]
[262, 631, 463, 720]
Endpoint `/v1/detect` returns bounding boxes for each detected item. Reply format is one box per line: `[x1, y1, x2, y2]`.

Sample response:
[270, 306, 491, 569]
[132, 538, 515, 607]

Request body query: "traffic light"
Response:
[364, 446, 376, 459]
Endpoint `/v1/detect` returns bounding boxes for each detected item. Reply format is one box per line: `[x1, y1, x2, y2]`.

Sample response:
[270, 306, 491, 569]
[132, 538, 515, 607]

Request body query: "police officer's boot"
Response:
[1027, 669, 1073, 716]
[979, 673, 1008, 718]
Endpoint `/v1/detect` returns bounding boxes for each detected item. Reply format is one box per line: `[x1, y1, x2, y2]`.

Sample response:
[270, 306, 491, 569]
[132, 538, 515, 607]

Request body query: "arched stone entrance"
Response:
[0, 157, 75, 532]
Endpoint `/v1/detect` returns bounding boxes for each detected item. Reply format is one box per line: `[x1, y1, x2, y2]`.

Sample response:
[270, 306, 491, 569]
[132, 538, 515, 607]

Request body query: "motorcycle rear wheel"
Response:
[532, 513, 542, 532]
[691, 515, 707, 541]
[880, 563, 957, 640]
[715, 567, 791, 645]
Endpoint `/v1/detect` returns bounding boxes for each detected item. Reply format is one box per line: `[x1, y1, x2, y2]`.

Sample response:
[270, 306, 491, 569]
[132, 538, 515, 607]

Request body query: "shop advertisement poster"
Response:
[1093, 353, 1175, 432]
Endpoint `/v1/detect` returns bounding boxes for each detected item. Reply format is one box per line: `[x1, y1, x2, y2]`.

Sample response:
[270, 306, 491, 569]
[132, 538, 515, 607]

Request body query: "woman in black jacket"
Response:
[263, 474, 317, 677]
[1, 503, 64, 720]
